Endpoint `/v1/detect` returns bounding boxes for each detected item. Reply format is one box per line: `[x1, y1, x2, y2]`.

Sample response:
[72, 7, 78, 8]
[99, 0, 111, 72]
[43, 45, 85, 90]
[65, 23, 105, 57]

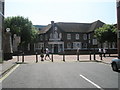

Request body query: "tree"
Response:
[95, 24, 117, 48]
[4, 16, 38, 50]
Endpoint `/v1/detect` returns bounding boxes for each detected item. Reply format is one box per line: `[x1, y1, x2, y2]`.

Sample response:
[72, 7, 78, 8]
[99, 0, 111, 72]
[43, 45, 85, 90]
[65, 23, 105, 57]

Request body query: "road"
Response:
[1, 62, 119, 89]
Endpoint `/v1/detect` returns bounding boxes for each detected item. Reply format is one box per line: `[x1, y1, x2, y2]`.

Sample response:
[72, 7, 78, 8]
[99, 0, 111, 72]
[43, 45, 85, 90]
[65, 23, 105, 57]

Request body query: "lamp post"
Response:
[0, 0, 4, 62]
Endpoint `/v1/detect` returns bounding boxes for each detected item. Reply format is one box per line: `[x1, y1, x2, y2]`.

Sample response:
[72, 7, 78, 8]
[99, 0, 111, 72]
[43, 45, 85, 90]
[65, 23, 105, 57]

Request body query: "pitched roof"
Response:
[38, 20, 104, 34]
[38, 24, 51, 34]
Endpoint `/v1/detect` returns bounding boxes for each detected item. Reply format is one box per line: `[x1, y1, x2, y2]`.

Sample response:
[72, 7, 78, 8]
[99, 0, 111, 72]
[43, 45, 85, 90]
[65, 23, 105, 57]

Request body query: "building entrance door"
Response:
[54, 44, 58, 54]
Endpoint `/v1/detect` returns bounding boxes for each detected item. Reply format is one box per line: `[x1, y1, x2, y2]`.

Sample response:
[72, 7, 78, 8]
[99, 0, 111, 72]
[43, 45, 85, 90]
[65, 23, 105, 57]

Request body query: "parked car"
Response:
[111, 58, 120, 71]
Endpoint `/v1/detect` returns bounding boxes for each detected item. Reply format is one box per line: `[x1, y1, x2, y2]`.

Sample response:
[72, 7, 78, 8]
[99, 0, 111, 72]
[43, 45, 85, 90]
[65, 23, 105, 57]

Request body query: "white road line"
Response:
[80, 74, 104, 90]
[0, 64, 20, 82]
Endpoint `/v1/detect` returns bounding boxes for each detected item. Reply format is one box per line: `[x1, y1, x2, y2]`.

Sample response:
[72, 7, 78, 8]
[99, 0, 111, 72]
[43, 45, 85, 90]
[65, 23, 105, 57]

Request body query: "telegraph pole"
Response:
[117, 0, 120, 59]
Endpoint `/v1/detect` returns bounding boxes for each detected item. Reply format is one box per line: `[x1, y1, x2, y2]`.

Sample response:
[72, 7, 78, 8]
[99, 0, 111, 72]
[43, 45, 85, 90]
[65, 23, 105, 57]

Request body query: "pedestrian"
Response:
[45, 47, 51, 60]
[98, 48, 102, 57]
[40, 47, 44, 61]
[103, 48, 106, 57]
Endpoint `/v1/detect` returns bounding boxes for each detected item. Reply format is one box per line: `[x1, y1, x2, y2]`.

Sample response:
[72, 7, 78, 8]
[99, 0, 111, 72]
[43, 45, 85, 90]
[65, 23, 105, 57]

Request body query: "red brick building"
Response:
[35, 20, 105, 54]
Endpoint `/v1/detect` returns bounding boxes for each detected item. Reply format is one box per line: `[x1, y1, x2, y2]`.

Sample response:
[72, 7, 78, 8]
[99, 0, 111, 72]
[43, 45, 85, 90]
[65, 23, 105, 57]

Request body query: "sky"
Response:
[5, 0, 117, 25]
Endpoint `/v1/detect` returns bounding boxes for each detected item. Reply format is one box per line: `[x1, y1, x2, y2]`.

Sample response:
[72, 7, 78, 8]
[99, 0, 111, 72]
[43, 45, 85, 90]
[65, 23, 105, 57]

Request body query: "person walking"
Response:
[98, 48, 102, 57]
[45, 47, 51, 60]
[103, 48, 106, 57]
[40, 47, 44, 61]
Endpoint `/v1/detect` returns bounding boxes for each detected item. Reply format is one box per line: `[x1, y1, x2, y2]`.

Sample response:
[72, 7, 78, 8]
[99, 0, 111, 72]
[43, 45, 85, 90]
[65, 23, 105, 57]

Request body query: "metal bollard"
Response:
[90, 52, 91, 60]
[17, 53, 19, 61]
[77, 54, 79, 61]
[100, 53, 103, 60]
[93, 52, 96, 60]
[51, 53, 53, 62]
[63, 54, 65, 62]
[22, 52, 24, 63]
[36, 52, 38, 63]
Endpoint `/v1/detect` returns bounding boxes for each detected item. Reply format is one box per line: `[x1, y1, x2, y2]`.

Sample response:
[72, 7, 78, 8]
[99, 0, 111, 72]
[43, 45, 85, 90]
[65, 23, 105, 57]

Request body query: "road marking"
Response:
[80, 74, 104, 90]
[0, 64, 20, 82]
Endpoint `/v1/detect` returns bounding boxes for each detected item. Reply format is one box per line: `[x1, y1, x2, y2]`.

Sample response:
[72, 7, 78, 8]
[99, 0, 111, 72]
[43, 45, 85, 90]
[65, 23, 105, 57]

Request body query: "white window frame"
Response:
[45, 34, 48, 40]
[92, 38, 97, 45]
[73, 42, 81, 49]
[59, 33, 62, 39]
[88, 34, 90, 39]
[40, 35, 43, 41]
[82, 43, 87, 49]
[83, 34, 87, 40]
[76, 34, 79, 40]
[67, 42, 71, 49]
[50, 33, 53, 39]
[67, 34, 71, 40]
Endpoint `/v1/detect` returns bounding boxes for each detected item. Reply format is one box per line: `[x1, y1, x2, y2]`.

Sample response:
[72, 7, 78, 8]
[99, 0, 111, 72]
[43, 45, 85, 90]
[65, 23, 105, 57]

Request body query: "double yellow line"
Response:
[0, 64, 20, 82]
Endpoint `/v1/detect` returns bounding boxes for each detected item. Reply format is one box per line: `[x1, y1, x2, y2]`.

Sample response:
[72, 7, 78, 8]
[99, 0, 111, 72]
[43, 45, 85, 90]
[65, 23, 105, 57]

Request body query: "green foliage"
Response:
[95, 24, 117, 43]
[4, 16, 38, 45]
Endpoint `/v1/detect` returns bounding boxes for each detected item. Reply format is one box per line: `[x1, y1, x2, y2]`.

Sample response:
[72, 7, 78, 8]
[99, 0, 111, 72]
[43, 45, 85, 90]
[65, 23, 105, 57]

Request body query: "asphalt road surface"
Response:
[1, 62, 119, 89]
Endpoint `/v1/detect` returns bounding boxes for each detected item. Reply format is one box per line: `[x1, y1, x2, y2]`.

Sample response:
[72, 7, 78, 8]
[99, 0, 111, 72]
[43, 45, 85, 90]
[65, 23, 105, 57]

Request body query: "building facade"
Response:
[35, 20, 106, 54]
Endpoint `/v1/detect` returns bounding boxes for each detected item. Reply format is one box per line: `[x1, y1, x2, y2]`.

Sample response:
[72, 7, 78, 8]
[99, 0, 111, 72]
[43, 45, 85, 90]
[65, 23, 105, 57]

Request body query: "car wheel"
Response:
[112, 63, 118, 71]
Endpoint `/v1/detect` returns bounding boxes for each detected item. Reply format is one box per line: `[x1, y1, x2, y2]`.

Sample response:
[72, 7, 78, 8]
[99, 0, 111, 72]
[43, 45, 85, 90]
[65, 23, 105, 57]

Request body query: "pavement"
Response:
[0, 54, 118, 77]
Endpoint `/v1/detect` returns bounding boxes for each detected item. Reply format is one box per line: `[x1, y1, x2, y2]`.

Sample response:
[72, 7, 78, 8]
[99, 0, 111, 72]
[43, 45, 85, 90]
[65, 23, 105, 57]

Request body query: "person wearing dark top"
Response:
[40, 48, 44, 61]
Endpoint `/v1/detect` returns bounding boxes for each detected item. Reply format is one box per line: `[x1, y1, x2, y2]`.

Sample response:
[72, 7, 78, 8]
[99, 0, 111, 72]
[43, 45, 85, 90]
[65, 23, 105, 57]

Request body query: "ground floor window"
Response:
[35, 43, 44, 50]
[82, 43, 87, 49]
[73, 42, 81, 49]
[67, 42, 71, 49]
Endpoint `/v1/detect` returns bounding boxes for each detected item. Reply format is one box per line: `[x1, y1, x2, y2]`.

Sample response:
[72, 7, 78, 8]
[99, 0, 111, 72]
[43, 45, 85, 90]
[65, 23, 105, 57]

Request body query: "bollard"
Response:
[36, 52, 38, 63]
[63, 54, 65, 62]
[22, 52, 24, 63]
[90, 52, 91, 60]
[17, 55, 19, 61]
[100, 53, 103, 60]
[77, 54, 79, 61]
[51, 53, 53, 62]
[93, 52, 96, 60]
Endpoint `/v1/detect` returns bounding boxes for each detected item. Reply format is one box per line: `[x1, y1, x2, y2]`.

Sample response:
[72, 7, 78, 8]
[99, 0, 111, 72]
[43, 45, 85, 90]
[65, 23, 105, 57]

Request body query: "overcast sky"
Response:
[5, 0, 117, 25]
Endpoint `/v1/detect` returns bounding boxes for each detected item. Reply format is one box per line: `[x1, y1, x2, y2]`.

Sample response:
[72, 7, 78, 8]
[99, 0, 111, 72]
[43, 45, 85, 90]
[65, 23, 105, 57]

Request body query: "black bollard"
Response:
[51, 53, 53, 62]
[77, 54, 79, 61]
[17, 52, 19, 62]
[36, 52, 38, 63]
[100, 53, 103, 60]
[93, 52, 96, 60]
[22, 52, 24, 63]
[63, 54, 65, 62]
[90, 52, 91, 60]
